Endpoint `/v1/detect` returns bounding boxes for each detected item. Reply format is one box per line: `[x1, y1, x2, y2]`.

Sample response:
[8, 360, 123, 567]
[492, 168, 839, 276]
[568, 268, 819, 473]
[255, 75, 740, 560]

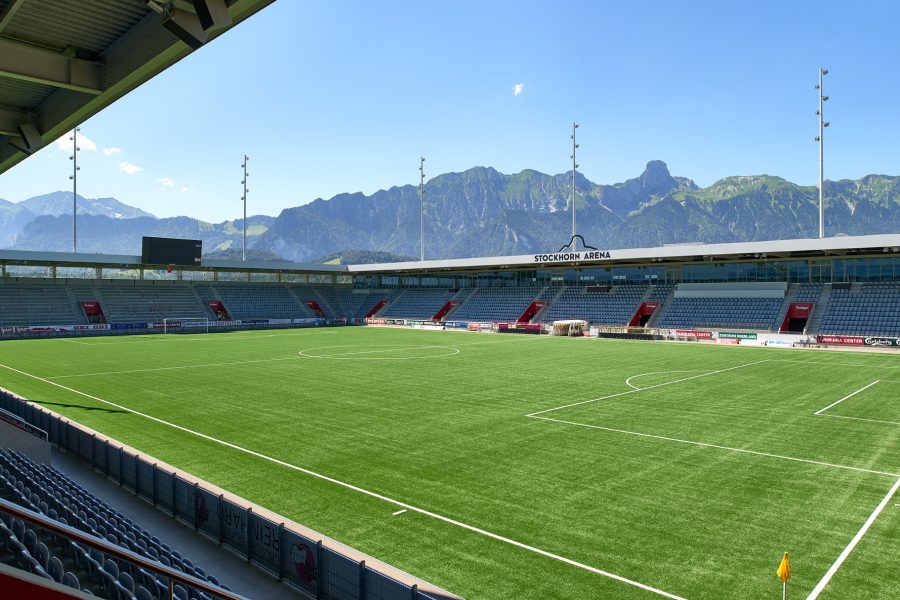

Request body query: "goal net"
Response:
[162, 317, 209, 334]
[551, 320, 588, 337]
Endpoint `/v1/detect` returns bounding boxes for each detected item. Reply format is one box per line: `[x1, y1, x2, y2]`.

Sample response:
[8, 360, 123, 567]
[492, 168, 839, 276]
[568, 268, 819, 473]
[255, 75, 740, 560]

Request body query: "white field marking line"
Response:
[813, 381, 881, 415]
[768, 359, 900, 370]
[54, 330, 339, 346]
[60, 339, 91, 345]
[527, 359, 769, 417]
[45, 356, 304, 379]
[298, 346, 460, 360]
[299, 345, 454, 357]
[0, 362, 686, 600]
[392, 509, 407, 516]
[624, 370, 710, 391]
[528, 415, 900, 478]
[819, 414, 900, 427]
[806, 477, 900, 600]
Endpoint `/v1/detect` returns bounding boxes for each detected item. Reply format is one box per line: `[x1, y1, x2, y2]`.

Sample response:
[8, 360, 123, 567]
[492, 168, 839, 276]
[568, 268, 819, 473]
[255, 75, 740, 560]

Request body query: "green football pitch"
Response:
[0, 327, 898, 600]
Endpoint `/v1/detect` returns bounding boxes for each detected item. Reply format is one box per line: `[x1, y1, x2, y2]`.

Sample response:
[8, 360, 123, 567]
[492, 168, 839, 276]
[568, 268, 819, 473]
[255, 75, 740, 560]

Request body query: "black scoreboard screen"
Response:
[141, 237, 202, 267]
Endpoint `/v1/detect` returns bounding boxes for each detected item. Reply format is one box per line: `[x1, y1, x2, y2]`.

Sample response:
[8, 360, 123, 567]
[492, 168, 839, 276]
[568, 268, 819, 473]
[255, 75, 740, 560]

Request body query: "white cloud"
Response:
[158, 177, 175, 187]
[180, 186, 190, 193]
[512, 83, 524, 96]
[55, 131, 97, 152]
[119, 161, 143, 175]
[103, 147, 122, 156]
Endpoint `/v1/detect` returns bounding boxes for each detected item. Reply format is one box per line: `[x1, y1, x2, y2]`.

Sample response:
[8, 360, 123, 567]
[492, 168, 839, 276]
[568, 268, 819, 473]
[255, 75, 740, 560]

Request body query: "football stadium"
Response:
[1, 3, 899, 600]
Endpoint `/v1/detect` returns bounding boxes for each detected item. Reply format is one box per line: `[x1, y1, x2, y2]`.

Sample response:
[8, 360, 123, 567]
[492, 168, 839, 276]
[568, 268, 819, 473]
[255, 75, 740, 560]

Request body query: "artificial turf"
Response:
[0, 327, 897, 599]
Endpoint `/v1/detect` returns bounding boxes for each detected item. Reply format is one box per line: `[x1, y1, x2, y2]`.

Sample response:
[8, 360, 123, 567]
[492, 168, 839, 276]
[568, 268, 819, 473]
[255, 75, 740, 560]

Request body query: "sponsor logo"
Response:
[533, 250, 611, 263]
[675, 329, 712, 339]
[716, 331, 758, 340]
[864, 337, 897, 347]
[816, 335, 864, 345]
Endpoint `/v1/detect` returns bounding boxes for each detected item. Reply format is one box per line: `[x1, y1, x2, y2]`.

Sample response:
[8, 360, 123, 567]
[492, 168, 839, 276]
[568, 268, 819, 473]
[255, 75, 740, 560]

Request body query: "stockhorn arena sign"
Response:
[533, 250, 612, 263]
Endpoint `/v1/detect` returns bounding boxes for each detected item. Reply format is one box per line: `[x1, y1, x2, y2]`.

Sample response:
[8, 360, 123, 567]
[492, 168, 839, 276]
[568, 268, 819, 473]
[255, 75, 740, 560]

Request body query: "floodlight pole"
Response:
[815, 68, 829, 239]
[241, 155, 249, 261]
[419, 156, 425, 261]
[68, 128, 81, 253]
[570, 122, 579, 238]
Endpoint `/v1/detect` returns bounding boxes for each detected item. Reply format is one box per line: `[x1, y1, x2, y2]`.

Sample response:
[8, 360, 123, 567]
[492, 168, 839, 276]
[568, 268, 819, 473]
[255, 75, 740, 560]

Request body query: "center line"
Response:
[392, 509, 407, 516]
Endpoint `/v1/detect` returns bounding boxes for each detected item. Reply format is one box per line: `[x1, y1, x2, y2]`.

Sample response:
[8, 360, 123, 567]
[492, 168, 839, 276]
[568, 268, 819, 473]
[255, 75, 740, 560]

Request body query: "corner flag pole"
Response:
[777, 552, 791, 600]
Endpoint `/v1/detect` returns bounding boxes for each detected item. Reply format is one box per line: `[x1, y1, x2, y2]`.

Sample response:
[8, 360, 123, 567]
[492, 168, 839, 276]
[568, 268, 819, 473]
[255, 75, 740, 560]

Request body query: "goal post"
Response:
[162, 317, 209, 334]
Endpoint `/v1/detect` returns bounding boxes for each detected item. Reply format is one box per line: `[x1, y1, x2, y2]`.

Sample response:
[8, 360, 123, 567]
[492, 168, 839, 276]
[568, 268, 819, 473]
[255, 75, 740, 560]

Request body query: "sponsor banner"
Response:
[479, 323, 493, 331]
[421, 324, 445, 331]
[715, 338, 740, 345]
[16, 325, 75, 333]
[864, 336, 900, 347]
[444, 321, 469, 329]
[816, 335, 864, 346]
[180, 321, 210, 329]
[533, 250, 612, 263]
[111, 323, 147, 330]
[716, 331, 758, 340]
[268, 318, 293, 325]
[73, 324, 111, 331]
[467, 324, 480, 331]
[766, 340, 794, 348]
[675, 329, 712, 339]
[384, 319, 407, 326]
[367, 318, 385, 325]
[148, 322, 181, 330]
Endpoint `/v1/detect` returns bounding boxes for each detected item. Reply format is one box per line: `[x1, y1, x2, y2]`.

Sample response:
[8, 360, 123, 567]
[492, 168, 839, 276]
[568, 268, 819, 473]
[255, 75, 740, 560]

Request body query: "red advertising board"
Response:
[676, 329, 712, 339]
[816, 335, 864, 346]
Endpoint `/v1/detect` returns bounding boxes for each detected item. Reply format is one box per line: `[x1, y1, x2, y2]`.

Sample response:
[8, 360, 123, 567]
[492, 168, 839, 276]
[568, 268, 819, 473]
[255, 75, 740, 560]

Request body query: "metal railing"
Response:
[0, 497, 245, 599]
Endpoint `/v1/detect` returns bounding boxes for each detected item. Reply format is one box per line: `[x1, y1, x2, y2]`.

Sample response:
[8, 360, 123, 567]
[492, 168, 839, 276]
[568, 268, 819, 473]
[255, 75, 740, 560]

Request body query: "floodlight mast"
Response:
[419, 156, 425, 261]
[68, 128, 81, 253]
[571, 122, 579, 238]
[241, 155, 249, 261]
[815, 68, 830, 239]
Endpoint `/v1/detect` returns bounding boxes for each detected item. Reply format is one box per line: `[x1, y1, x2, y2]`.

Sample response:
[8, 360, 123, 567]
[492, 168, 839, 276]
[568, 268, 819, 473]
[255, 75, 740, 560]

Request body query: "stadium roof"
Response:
[0, 248, 346, 274]
[2, 234, 899, 277]
[0, 0, 274, 174]
[347, 233, 900, 274]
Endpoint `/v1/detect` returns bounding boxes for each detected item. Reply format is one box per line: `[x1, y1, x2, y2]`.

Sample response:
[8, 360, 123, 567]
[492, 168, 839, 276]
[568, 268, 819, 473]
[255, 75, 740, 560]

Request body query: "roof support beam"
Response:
[0, 38, 103, 95]
[0, 0, 28, 34]
[0, 106, 28, 136]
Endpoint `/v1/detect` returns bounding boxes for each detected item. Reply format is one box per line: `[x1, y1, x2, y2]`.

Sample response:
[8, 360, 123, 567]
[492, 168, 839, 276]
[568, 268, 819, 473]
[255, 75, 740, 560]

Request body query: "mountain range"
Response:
[3, 161, 899, 261]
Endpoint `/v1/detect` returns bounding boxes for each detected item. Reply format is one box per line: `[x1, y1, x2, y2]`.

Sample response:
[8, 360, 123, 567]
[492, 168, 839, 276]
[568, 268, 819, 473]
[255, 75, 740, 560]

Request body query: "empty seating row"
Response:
[540, 284, 648, 325]
[0, 449, 229, 600]
[381, 288, 456, 319]
[818, 283, 900, 336]
[450, 287, 543, 323]
[0, 282, 83, 326]
[656, 297, 783, 330]
[96, 284, 209, 324]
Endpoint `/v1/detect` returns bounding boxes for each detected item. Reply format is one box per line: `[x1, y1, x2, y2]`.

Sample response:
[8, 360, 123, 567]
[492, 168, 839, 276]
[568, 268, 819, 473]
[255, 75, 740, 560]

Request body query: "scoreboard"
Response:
[141, 237, 202, 267]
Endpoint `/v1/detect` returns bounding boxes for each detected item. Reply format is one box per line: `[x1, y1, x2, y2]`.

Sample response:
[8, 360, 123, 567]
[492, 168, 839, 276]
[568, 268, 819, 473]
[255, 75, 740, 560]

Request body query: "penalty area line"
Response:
[0, 361, 687, 600]
[528, 415, 899, 478]
[528, 359, 769, 417]
[806, 477, 900, 600]
[814, 381, 880, 416]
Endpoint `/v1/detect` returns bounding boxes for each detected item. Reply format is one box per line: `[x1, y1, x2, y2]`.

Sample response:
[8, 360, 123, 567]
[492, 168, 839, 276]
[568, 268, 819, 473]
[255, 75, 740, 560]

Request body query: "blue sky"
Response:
[2, 0, 899, 222]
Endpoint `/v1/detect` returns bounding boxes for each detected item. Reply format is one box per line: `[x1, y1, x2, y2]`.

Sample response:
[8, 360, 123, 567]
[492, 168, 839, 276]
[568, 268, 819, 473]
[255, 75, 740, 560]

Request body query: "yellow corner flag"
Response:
[777, 552, 791, 583]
